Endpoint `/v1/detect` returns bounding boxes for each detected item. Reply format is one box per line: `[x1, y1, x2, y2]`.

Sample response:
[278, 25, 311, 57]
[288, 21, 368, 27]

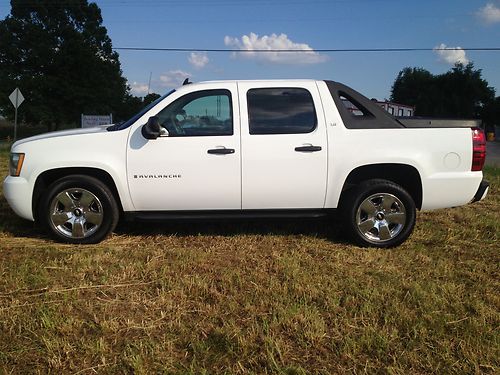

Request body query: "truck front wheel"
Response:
[40, 175, 119, 244]
[341, 179, 416, 248]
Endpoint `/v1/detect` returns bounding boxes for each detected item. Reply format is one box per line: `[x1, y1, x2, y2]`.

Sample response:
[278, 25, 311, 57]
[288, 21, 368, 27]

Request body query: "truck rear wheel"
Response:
[40, 175, 119, 244]
[341, 179, 416, 248]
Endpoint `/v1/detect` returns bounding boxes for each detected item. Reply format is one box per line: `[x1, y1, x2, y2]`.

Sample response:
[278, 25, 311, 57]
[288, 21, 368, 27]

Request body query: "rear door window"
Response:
[247, 88, 317, 135]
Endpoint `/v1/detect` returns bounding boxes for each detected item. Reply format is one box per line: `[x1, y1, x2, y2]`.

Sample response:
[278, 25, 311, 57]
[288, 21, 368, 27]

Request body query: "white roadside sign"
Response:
[81, 114, 113, 128]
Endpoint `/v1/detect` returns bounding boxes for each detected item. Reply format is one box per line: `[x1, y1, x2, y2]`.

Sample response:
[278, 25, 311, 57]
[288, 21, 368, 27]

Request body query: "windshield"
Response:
[107, 89, 176, 131]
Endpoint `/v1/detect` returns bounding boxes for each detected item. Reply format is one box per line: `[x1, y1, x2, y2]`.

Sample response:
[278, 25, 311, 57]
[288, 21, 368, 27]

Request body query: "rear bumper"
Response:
[471, 180, 489, 203]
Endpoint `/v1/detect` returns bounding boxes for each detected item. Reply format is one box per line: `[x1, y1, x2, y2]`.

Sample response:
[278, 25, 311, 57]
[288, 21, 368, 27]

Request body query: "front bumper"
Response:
[471, 179, 489, 203]
[2, 175, 34, 221]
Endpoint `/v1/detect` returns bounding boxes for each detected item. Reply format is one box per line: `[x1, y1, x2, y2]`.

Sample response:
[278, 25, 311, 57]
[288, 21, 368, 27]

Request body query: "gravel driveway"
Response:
[486, 140, 500, 167]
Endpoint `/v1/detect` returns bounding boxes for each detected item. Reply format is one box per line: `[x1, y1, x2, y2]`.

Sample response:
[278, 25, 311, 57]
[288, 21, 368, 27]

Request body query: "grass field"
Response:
[0, 147, 498, 374]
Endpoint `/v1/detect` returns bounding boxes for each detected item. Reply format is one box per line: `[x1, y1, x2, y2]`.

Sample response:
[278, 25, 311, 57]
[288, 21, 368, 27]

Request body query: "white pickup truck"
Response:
[3, 80, 489, 247]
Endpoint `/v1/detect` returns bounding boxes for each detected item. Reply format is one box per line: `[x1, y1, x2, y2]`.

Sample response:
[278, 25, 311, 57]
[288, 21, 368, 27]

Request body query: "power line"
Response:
[113, 47, 500, 53]
[0, 0, 404, 6]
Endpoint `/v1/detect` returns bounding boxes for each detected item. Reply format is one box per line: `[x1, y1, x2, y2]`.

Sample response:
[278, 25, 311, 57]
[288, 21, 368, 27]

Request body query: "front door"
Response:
[127, 83, 241, 211]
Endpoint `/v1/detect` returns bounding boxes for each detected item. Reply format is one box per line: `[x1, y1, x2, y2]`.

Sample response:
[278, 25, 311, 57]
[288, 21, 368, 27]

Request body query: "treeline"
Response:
[391, 64, 499, 126]
[0, 0, 157, 131]
[1, 1, 498, 131]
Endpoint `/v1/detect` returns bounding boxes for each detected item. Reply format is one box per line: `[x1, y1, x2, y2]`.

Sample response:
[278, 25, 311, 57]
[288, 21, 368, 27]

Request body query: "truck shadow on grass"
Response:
[0, 199, 348, 244]
[114, 217, 347, 242]
[0, 212, 48, 241]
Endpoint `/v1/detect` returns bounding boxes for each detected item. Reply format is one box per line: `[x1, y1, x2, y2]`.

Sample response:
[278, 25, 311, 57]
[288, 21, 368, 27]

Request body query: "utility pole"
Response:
[147, 72, 152, 95]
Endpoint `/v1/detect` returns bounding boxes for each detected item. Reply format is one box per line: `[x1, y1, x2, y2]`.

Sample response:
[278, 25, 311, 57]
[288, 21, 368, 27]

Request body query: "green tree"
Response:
[0, 0, 128, 130]
[437, 64, 495, 118]
[390, 67, 436, 116]
[114, 93, 161, 123]
[390, 63, 495, 119]
[117, 94, 144, 122]
[143, 93, 161, 106]
[482, 96, 500, 129]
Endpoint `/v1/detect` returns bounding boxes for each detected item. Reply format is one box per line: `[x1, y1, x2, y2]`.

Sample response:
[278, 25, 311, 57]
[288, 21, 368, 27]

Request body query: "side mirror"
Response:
[141, 116, 161, 140]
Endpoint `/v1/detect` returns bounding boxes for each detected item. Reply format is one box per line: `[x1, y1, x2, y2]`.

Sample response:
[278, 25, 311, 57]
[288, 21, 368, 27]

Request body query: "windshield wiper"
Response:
[107, 121, 124, 131]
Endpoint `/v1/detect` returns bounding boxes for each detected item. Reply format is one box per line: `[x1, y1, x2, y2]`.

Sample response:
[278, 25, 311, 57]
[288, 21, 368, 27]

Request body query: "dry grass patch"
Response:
[0, 150, 499, 374]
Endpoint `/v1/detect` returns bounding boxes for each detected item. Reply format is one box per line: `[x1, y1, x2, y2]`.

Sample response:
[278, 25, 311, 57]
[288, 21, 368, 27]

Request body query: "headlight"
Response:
[9, 153, 25, 177]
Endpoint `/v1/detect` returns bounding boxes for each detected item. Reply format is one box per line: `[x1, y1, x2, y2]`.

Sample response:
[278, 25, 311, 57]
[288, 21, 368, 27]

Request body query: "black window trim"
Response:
[325, 80, 405, 129]
[339, 91, 375, 118]
[247, 87, 318, 135]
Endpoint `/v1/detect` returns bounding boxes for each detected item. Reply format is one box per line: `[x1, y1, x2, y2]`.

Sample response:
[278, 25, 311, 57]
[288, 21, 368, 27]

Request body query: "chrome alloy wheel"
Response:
[49, 188, 104, 239]
[355, 193, 406, 243]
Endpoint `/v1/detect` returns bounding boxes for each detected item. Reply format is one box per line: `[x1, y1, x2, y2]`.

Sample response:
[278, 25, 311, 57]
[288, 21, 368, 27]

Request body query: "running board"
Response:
[124, 209, 335, 222]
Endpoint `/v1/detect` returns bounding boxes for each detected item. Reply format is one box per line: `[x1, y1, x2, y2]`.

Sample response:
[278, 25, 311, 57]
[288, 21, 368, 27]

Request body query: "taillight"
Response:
[471, 127, 486, 171]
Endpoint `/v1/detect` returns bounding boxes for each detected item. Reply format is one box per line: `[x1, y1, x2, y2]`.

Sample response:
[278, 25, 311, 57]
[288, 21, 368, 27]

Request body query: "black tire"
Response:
[340, 179, 416, 248]
[39, 175, 119, 244]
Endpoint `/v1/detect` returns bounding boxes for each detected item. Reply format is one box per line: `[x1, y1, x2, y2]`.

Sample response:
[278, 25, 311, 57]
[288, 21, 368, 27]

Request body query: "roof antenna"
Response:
[182, 78, 192, 85]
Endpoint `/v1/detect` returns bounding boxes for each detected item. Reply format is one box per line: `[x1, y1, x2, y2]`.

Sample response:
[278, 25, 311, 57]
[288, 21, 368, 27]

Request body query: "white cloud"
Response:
[224, 32, 328, 64]
[188, 52, 209, 69]
[130, 81, 149, 96]
[434, 43, 469, 65]
[477, 3, 500, 24]
[158, 70, 192, 88]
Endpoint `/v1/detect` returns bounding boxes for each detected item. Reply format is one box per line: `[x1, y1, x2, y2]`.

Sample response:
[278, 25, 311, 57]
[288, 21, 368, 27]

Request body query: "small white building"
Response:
[341, 98, 415, 117]
[376, 101, 415, 117]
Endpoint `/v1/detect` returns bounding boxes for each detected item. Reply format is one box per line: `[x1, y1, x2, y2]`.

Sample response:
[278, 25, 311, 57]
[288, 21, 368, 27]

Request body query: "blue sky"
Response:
[1, 0, 500, 100]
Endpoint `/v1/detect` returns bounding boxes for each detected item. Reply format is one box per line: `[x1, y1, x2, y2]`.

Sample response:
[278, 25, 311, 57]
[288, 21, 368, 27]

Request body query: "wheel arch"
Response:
[340, 163, 423, 210]
[32, 167, 123, 222]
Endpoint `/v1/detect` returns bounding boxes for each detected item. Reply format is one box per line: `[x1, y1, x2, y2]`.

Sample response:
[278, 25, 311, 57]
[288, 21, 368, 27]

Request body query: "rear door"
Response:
[238, 81, 328, 209]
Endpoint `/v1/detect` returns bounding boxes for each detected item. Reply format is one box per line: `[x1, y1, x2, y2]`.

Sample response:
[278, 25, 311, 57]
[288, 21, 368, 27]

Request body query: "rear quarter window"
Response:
[247, 88, 317, 135]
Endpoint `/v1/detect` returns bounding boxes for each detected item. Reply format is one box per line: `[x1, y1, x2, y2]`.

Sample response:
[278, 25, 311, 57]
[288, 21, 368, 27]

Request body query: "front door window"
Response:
[156, 90, 233, 137]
